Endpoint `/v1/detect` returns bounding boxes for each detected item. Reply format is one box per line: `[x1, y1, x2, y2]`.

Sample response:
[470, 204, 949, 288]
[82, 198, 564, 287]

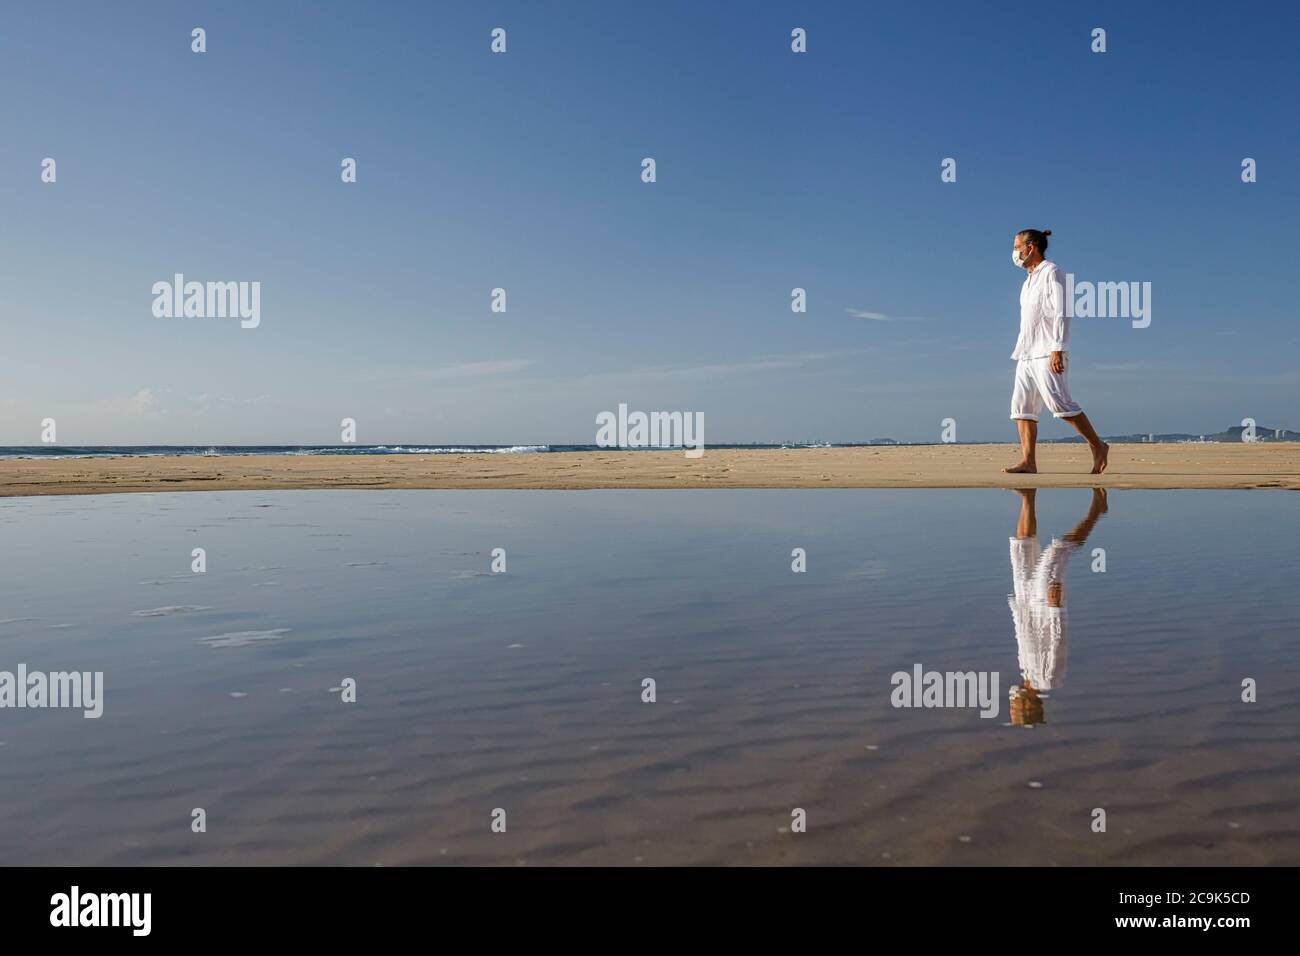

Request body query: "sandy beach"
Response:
[2, 443, 1297, 496]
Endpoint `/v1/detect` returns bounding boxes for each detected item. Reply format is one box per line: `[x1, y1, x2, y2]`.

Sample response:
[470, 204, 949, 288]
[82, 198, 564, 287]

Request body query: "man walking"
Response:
[1005, 229, 1109, 474]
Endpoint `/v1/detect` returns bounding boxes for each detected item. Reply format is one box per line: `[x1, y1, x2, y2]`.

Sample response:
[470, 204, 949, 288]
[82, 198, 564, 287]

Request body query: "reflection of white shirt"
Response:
[1008, 536, 1077, 690]
[1011, 259, 1069, 360]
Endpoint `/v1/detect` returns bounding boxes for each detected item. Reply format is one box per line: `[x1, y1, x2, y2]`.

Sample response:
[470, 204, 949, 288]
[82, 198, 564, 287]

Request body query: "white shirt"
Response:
[1007, 535, 1076, 691]
[1011, 258, 1069, 360]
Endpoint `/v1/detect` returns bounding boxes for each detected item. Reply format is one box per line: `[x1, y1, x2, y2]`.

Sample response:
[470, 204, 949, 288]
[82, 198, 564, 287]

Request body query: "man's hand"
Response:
[1050, 351, 1066, 374]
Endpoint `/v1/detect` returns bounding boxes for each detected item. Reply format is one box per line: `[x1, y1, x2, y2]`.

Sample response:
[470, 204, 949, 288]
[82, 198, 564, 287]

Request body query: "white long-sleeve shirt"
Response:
[1007, 535, 1077, 691]
[1011, 259, 1070, 360]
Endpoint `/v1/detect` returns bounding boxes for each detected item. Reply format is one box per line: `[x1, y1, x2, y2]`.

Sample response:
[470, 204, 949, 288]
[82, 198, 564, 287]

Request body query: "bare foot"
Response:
[1004, 461, 1037, 474]
[1090, 442, 1109, 475]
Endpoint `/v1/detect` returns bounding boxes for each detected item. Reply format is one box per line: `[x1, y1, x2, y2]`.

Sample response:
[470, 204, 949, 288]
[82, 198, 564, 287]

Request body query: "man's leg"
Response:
[1062, 487, 1108, 545]
[1038, 356, 1109, 474]
[1014, 486, 1037, 537]
[1060, 413, 1109, 475]
[1005, 360, 1040, 473]
[1005, 419, 1038, 473]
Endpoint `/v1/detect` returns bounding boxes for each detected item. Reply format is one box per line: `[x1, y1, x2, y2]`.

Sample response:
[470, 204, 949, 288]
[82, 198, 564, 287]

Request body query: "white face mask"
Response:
[1012, 248, 1026, 268]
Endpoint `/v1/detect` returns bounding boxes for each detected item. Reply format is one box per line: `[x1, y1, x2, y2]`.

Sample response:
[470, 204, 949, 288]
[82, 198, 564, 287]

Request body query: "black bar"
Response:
[0, 866, 1285, 941]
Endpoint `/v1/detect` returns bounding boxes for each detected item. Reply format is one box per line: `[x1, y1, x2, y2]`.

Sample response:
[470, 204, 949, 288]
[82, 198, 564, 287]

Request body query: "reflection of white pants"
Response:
[1010, 356, 1082, 421]
[1007, 536, 1071, 690]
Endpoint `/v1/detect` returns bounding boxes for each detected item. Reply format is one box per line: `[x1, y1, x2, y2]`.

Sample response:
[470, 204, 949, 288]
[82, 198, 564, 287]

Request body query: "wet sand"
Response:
[2, 489, 1296, 865]
[2, 443, 1298, 496]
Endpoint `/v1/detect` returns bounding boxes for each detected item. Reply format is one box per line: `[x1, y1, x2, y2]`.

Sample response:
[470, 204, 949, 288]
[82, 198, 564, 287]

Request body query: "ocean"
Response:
[0, 443, 850, 460]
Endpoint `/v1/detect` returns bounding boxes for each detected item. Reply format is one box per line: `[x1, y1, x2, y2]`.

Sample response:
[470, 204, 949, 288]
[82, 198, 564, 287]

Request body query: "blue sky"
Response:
[2, 0, 1297, 444]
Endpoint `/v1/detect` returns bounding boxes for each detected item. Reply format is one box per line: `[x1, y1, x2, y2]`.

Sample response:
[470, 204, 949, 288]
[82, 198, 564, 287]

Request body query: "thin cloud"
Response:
[846, 308, 928, 322]
[1091, 361, 1183, 374]
[409, 359, 535, 381]
[357, 359, 535, 384]
[85, 387, 172, 421]
[568, 351, 861, 387]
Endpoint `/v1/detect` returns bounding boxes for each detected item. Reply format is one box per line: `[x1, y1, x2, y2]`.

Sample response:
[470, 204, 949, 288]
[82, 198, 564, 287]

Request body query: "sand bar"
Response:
[2, 443, 1298, 496]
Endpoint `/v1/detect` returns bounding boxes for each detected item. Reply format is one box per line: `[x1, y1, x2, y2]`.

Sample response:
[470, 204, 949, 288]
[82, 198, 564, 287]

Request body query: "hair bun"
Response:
[1042, 229, 1052, 236]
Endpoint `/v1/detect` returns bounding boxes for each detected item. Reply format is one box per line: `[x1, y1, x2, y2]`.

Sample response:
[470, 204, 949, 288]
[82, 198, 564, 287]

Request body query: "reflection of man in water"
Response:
[1007, 488, 1107, 725]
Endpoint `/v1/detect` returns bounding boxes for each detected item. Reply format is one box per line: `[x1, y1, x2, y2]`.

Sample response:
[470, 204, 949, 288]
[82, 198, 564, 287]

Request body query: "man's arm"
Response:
[1045, 268, 1069, 371]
